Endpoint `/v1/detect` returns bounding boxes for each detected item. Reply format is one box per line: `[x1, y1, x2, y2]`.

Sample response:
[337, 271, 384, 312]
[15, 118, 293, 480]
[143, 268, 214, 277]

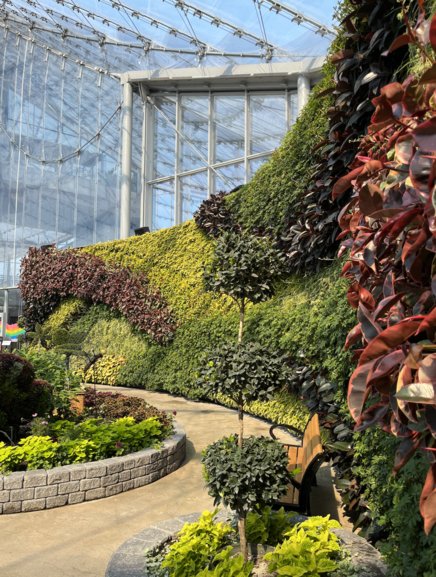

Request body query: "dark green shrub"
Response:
[353, 429, 436, 577]
[0, 353, 54, 432]
[19, 347, 81, 415]
[27, 380, 54, 421]
[198, 342, 290, 409]
[202, 435, 289, 516]
[204, 230, 286, 310]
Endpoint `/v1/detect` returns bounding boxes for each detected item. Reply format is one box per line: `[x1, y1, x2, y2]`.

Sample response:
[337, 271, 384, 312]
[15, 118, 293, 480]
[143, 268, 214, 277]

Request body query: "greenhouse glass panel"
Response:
[0, 27, 145, 286]
[214, 96, 245, 163]
[249, 156, 271, 178]
[289, 91, 299, 126]
[153, 97, 176, 179]
[180, 95, 209, 172]
[180, 171, 208, 223]
[215, 162, 245, 193]
[152, 180, 174, 230]
[250, 95, 286, 154]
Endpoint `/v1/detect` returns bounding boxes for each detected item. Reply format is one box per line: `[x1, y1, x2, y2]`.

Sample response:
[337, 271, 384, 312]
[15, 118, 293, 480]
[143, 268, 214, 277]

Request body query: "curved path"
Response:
[0, 387, 341, 577]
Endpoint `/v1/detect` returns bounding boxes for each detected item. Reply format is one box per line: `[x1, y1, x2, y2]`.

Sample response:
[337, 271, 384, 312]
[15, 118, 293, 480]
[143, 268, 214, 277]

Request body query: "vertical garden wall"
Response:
[18, 1, 436, 574]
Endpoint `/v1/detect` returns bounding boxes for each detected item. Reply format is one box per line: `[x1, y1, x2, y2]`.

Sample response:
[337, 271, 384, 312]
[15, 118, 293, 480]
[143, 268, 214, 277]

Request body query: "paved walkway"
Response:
[0, 387, 342, 577]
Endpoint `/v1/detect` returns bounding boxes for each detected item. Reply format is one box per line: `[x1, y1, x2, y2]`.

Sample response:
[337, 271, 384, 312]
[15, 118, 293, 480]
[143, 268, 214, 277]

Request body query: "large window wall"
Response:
[0, 28, 142, 288]
[147, 90, 298, 230]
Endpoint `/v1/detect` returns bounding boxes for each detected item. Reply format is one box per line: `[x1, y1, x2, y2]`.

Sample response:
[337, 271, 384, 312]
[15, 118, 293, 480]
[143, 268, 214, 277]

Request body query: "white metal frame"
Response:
[144, 89, 297, 229]
[120, 60, 324, 233]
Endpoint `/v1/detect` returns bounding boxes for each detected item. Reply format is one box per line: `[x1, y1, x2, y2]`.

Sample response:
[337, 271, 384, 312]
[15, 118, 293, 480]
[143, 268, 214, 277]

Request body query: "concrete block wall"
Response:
[0, 424, 185, 515]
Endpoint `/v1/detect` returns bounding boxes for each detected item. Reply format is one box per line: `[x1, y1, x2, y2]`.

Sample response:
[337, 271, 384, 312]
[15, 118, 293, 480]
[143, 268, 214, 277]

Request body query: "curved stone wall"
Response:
[0, 424, 186, 514]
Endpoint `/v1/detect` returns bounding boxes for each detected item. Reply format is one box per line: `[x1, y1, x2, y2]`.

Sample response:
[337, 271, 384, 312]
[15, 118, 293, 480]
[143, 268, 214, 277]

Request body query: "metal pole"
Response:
[120, 80, 133, 238]
[297, 75, 311, 114]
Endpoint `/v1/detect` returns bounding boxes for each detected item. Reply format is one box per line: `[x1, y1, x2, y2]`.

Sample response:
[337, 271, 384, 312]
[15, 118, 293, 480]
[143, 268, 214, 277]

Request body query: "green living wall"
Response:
[34, 1, 436, 570]
[48, 220, 353, 430]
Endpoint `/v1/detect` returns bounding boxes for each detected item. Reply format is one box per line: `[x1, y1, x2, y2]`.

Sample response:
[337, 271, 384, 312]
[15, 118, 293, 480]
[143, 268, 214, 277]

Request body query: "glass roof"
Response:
[0, 0, 337, 74]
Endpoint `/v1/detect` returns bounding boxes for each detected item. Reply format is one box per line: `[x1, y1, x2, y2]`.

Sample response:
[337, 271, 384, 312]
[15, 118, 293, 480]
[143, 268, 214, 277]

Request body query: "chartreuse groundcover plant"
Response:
[149, 510, 343, 577]
[264, 516, 342, 577]
[0, 416, 168, 473]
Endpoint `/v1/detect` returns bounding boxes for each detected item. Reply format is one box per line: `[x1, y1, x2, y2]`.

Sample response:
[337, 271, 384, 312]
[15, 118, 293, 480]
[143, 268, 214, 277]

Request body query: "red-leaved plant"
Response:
[335, 6, 436, 534]
[20, 247, 176, 344]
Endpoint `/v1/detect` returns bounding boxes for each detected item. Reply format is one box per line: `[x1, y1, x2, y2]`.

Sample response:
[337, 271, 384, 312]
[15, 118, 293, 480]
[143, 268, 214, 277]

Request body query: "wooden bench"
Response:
[270, 413, 327, 515]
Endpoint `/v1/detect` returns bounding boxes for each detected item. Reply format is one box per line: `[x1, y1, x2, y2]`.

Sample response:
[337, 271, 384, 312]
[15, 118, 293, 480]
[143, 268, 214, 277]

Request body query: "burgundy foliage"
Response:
[281, 0, 407, 272]
[194, 190, 239, 238]
[82, 387, 172, 429]
[19, 247, 176, 344]
[337, 8, 436, 534]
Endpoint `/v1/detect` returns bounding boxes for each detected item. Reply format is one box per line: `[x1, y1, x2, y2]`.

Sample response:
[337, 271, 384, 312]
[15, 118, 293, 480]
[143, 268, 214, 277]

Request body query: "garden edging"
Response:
[0, 423, 186, 514]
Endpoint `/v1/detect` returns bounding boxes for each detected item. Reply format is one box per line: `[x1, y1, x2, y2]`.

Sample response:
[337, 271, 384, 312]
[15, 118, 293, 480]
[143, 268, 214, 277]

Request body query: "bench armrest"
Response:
[289, 477, 301, 490]
[269, 423, 303, 441]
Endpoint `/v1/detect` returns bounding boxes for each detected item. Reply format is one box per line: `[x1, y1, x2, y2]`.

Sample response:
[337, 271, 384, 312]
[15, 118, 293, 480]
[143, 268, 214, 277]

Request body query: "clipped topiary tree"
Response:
[198, 342, 290, 445]
[200, 230, 290, 560]
[204, 230, 286, 343]
[202, 435, 290, 560]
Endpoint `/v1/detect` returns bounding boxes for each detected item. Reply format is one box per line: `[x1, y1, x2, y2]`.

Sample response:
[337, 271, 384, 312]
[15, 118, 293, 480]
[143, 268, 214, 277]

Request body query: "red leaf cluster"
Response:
[337, 39, 436, 531]
[281, 0, 408, 272]
[19, 247, 176, 344]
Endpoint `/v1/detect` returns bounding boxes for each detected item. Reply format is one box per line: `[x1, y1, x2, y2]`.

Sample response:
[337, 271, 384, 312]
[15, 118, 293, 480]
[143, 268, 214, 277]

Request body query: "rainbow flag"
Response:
[0, 322, 26, 341]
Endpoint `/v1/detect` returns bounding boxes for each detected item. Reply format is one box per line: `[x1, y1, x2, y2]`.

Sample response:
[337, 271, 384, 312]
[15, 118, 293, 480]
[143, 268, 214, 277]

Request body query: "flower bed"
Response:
[0, 422, 185, 514]
[106, 510, 388, 577]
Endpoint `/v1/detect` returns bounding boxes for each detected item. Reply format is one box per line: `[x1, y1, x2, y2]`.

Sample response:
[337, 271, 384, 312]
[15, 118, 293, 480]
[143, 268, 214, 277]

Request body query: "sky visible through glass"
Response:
[1, 0, 338, 72]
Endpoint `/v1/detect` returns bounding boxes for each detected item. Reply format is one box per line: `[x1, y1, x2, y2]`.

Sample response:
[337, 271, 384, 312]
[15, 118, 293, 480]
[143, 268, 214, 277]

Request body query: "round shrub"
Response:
[27, 380, 54, 420]
[202, 435, 290, 515]
[197, 342, 290, 406]
[0, 353, 53, 431]
[204, 230, 286, 305]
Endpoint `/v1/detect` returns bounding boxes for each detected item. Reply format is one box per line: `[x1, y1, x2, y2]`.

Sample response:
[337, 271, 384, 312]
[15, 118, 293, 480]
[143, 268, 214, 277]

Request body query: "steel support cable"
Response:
[160, 0, 280, 53]
[0, 17, 119, 75]
[0, 99, 122, 164]
[175, 2, 205, 61]
[258, 0, 336, 37]
[252, 0, 272, 61]
[148, 95, 234, 188]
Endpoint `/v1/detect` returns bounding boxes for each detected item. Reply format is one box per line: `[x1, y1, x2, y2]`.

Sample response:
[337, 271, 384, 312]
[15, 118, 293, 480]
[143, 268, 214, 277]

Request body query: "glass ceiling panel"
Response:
[0, 0, 337, 74]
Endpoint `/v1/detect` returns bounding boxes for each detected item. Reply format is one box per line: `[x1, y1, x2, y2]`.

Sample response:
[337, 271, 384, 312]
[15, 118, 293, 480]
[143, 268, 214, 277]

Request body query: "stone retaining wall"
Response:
[0, 424, 186, 515]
